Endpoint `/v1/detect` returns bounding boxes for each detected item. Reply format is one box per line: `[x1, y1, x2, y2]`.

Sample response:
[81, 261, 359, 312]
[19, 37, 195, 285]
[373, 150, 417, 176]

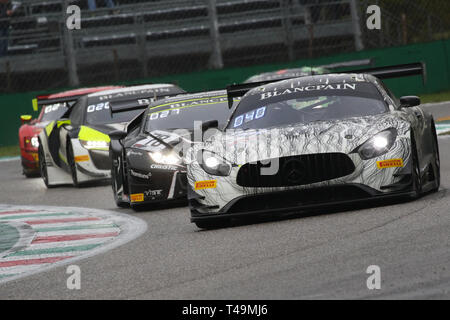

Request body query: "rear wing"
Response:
[317, 58, 373, 70]
[227, 62, 427, 108]
[109, 91, 187, 115]
[342, 62, 427, 84]
[32, 94, 86, 111]
[109, 100, 149, 114]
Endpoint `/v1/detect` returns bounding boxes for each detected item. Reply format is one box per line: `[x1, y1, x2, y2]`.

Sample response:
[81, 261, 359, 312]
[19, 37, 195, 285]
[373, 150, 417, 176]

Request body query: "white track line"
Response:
[0, 156, 20, 163]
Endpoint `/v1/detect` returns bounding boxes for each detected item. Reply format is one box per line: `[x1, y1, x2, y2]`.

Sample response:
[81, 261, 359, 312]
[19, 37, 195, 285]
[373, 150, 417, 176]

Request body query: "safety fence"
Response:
[1, 38, 450, 147]
[2, 0, 448, 93]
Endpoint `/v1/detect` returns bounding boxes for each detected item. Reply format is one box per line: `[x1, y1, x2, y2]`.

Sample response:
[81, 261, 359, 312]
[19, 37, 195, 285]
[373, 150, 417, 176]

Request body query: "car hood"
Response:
[131, 129, 193, 154]
[200, 113, 410, 165]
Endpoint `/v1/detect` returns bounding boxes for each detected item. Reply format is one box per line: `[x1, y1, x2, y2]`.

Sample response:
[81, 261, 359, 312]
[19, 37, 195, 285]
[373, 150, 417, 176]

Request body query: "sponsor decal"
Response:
[97, 87, 173, 101]
[31, 153, 39, 162]
[127, 150, 143, 157]
[150, 164, 178, 171]
[144, 189, 163, 197]
[130, 169, 151, 180]
[260, 83, 356, 100]
[130, 193, 144, 202]
[194, 180, 217, 190]
[376, 158, 403, 169]
[74, 155, 90, 162]
[151, 95, 227, 111]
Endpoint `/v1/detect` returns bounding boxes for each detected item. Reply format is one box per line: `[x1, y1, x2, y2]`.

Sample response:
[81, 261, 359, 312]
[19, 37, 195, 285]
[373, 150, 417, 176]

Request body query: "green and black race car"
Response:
[38, 84, 185, 188]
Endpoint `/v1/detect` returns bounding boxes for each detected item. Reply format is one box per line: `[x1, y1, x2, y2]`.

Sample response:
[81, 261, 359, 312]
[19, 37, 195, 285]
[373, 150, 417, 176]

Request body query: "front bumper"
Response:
[190, 183, 415, 222]
[70, 141, 111, 183]
[188, 137, 414, 221]
[20, 151, 39, 174]
[128, 169, 188, 205]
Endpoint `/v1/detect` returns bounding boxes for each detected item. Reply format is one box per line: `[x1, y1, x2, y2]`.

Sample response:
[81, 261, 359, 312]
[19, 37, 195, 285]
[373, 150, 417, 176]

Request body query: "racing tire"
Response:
[24, 172, 37, 178]
[67, 143, 80, 188]
[111, 155, 130, 208]
[430, 122, 440, 192]
[410, 135, 422, 199]
[38, 144, 53, 188]
[23, 168, 39, 178]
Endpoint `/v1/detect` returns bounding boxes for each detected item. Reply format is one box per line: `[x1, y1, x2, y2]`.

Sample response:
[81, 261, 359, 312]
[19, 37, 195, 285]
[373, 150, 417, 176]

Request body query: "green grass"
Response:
[421, 90, 450, 104]
[0, 145, 20, 158]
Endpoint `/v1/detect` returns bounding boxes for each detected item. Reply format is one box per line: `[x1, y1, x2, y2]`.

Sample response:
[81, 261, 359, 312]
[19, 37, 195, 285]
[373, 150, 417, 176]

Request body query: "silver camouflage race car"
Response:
[186, 63, 440, 229]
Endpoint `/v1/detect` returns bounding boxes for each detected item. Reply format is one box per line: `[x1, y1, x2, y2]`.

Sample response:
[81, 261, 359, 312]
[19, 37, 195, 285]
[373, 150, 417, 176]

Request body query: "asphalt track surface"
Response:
[0, 103, 449, 299]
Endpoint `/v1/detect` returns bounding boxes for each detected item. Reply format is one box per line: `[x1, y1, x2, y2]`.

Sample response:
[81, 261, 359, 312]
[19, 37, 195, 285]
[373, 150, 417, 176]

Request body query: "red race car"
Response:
[19, 86, 122, 177]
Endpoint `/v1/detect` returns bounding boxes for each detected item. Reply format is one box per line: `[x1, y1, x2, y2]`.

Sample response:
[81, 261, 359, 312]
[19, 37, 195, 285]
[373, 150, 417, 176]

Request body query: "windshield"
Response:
[145, 95, 231, 132]
[40, 101, 74, 121]
[228, 82, 387, 130]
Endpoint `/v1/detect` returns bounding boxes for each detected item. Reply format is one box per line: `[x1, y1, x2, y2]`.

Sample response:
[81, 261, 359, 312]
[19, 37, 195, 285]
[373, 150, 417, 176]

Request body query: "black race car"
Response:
[109, 90, 236, 209]
[38, 84, 185, 188]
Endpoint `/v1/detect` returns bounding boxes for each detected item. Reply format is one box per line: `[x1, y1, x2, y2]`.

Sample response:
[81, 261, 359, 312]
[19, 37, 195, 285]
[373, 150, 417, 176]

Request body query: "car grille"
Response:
[236, 153, 355, 188]
[226, 185, 371, 214]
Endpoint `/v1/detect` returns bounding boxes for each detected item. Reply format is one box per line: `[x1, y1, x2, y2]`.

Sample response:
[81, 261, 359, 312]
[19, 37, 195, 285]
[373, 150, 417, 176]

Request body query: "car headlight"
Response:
[356, 128, 397, 160]
[198, 150, 231, 176]
[149, 151, 181, 165]
[80, 140, 109, 150]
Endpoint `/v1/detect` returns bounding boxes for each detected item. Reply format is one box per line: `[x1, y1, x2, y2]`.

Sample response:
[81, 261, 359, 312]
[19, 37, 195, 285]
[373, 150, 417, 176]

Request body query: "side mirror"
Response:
[400, 96, 421, 108]
[57, 118, 71, 128]
[201, 120, 219, 133]
[109, 130, 127, 141]
[20, 115, 32, 124]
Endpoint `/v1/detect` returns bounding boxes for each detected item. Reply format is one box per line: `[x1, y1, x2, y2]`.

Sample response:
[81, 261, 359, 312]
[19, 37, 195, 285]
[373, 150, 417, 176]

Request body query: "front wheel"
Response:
[67, 143, 80, 188]
[38, 144, 52, 188]
[111, 156, 130, 208]
[431, 123, 440, 192]
[410, 136, 422, 199]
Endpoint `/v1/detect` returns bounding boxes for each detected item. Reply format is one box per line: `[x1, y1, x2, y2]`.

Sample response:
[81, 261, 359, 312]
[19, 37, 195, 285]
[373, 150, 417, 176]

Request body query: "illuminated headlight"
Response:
[149, 151, 181, 165]
[357, 128, 397, 160]
[31, 137, 39, 148]
[80, 140, 109, 150]
[198, 150, 231, 176]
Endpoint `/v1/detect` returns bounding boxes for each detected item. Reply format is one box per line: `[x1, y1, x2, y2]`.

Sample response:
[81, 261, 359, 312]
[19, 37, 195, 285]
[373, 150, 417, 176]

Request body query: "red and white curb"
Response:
[0, 204, 147, 283]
